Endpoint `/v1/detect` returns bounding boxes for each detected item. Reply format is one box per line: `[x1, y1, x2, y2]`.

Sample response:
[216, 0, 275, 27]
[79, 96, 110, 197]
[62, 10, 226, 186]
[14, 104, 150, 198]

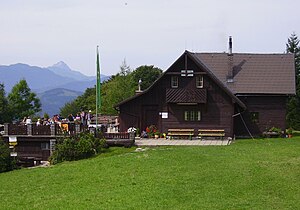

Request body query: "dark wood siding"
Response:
[234, 96, 287, 137]
[117, 51, 291, 138]
[14, 137, 51, 161]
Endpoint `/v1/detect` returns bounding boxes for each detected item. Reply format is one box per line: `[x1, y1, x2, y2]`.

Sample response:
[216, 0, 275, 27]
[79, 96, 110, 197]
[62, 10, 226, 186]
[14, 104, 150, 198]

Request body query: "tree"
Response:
[131, 65, 163, 90]
[286, 32, 300, 78]
[101, 63, 135, 114]
[0, 138, 16, 173]
[119, 59, 131, 76]
[286, 97, 300, 129]
[0, 83, 9, 123]
[286, 32, 300, 130]
[59, 62, 163, 116]
[7, 79, 41, 121]
[60, 87, 96, 117]
[60, 100, 82, 118]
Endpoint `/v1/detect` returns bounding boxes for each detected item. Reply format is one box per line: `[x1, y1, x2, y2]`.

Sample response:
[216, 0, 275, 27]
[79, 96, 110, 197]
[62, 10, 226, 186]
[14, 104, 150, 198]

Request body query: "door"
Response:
[142, 105, 159, 131]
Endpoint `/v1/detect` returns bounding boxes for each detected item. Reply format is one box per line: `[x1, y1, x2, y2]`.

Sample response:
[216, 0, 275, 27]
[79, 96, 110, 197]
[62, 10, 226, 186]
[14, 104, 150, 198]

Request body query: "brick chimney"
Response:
[227, 36, 234, 83]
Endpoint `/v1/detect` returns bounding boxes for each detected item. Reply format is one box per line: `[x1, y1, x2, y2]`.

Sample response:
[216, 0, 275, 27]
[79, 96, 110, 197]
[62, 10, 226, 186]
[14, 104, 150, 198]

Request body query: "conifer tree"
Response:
[286, 32, 300, 130]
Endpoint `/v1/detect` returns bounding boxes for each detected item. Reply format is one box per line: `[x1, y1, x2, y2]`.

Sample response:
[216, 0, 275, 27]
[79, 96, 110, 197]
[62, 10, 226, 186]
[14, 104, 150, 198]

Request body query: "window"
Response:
[184, 111, 190, 121]
[196, 75, 203, 88]
[250, 112, 259, 123]
[171, 76, 178, 88]
[41, 142, 50, 150]
[184, 111, 201, 121]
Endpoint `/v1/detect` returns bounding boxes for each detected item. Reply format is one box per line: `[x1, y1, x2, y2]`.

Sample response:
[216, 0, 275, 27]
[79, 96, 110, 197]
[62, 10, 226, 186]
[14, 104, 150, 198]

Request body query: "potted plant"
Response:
[154, 131, 160, 139]
[135, 128, 140, 137]
[146, 125, 158, 138]
[287, 128, 293, 138]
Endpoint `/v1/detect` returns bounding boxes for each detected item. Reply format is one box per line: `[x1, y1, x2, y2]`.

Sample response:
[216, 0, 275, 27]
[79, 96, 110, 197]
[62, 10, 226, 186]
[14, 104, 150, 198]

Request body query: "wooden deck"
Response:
[2, 123, 133, 162]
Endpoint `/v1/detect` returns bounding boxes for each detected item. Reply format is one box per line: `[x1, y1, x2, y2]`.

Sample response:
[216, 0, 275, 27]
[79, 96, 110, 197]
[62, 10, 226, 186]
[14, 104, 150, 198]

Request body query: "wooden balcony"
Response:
[166, 88, 207, 104]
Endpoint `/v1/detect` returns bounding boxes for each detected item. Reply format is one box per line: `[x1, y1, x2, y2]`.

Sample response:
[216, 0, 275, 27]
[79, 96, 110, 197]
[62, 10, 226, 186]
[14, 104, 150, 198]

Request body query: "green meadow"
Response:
[1, 138, 299, 209]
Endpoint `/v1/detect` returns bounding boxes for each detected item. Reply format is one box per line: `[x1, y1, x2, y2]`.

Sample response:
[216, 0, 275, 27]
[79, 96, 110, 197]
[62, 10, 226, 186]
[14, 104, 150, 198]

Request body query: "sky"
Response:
[0, 0, 299, 76]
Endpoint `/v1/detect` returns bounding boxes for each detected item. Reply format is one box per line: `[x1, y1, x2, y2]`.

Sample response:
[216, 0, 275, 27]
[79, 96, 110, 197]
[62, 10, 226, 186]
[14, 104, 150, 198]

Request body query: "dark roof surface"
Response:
[115, 51, 295, 109]
[193, 53, 296, 94]
[116, 51, 246, 109]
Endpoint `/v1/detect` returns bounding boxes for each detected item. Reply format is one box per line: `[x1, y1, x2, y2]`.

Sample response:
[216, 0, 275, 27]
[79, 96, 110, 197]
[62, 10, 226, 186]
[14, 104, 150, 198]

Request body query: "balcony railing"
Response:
[166, 88, 207, 104]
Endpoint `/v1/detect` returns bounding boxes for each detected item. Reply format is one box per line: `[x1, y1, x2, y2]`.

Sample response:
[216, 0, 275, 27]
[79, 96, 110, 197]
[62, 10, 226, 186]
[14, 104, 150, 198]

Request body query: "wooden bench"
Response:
[167, 129, 194, 140]
[198, 129, 225, 140]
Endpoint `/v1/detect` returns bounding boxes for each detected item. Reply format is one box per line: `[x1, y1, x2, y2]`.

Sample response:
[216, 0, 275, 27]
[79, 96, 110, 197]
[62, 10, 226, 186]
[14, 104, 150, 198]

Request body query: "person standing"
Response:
[86, 110, 92, 126]
[68, 114, 74, 122]
[81, 110, 86, 125]
[36, 118, 41, 126]
[25, 116, 32, 125]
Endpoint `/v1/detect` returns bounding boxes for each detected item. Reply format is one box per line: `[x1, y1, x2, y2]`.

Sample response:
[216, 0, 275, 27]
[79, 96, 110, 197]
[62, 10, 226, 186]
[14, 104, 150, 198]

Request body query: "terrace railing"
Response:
[3, 123, 130, 140]
[7, 124, 27, 135]
[4, 123, 83, 136]
[103, 132, 129, 139]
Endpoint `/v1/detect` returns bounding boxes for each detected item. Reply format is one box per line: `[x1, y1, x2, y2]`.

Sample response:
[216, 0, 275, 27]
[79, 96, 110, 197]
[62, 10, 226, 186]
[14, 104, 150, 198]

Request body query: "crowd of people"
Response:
[22, 110, 93, 126]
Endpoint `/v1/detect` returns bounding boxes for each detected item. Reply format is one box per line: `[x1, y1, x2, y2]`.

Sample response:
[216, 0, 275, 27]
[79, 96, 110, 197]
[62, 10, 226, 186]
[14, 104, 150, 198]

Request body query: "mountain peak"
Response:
[51, 61, 71, 71]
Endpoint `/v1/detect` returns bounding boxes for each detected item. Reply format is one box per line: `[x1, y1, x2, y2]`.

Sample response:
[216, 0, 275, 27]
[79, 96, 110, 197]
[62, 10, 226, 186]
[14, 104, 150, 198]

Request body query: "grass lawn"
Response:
[0, 137, 300, 209]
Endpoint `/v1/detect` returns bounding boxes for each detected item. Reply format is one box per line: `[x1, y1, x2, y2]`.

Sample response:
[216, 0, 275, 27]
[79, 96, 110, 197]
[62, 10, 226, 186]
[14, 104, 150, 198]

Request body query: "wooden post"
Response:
[75, 124, 81, 134]
[89, 127, 96, 136]
[129, 132, 135, 142]
[4, 123, 9, 135]
[50, 124, 56, 136]
[50, 139, 56, 156]
[27, 124, 32, 136]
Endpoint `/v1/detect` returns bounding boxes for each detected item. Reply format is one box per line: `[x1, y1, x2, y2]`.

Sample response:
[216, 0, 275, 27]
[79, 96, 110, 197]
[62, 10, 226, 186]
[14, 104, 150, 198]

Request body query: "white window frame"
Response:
[171, 76, 178, 88]
[196, 75, 204, 88]
[184, 111, 201, 121]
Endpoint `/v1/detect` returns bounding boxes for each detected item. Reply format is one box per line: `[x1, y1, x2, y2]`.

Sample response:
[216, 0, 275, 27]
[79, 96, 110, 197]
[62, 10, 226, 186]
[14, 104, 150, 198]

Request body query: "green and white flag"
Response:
[96, 46, 101, 111]
[96, 46, 101, 128]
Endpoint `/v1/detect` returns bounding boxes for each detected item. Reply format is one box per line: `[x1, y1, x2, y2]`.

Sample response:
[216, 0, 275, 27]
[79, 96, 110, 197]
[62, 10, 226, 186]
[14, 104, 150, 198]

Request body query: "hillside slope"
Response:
[38, 88, 82, 116]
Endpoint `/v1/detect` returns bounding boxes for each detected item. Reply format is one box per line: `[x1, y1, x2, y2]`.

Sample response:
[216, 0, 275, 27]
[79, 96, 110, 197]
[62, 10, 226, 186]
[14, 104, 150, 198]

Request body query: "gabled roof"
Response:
[187, 51, 246, 109]
[115, 51, 246, 110]
[194, 53, 296, 95]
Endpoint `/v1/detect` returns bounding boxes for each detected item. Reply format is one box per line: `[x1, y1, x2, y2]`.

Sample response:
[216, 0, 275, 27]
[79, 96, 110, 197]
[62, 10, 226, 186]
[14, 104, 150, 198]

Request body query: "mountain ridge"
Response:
[47, 61, 95, 81]
[0, 62, 110, 115]
[0, 62, 109, 93]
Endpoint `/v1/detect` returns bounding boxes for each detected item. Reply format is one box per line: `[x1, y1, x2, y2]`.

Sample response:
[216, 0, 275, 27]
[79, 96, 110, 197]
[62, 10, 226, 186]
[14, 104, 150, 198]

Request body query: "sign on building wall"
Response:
[159, 112, 168, 119]
[9, 136, 17, 143]
[10, 152, 17, 157]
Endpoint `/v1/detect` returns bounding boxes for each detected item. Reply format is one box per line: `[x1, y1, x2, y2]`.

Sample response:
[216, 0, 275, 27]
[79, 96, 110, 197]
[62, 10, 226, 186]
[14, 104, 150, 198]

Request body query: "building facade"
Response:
[116, 41, 295, 137]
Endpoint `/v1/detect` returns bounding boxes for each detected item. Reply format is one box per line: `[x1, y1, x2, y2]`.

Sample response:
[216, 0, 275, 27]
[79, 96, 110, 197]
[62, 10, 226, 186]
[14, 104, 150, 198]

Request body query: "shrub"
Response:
[49, 132, 106, 165]
[263, 127, 282, 138]
[0, 138, 17, 173]
[287, 127, 293, 135]
[268, 127, 282, 134]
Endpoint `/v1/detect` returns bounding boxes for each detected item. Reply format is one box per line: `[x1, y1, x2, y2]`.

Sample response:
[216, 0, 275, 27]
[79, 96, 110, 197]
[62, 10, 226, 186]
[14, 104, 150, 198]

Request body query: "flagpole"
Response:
[96, 46, 101, 135]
